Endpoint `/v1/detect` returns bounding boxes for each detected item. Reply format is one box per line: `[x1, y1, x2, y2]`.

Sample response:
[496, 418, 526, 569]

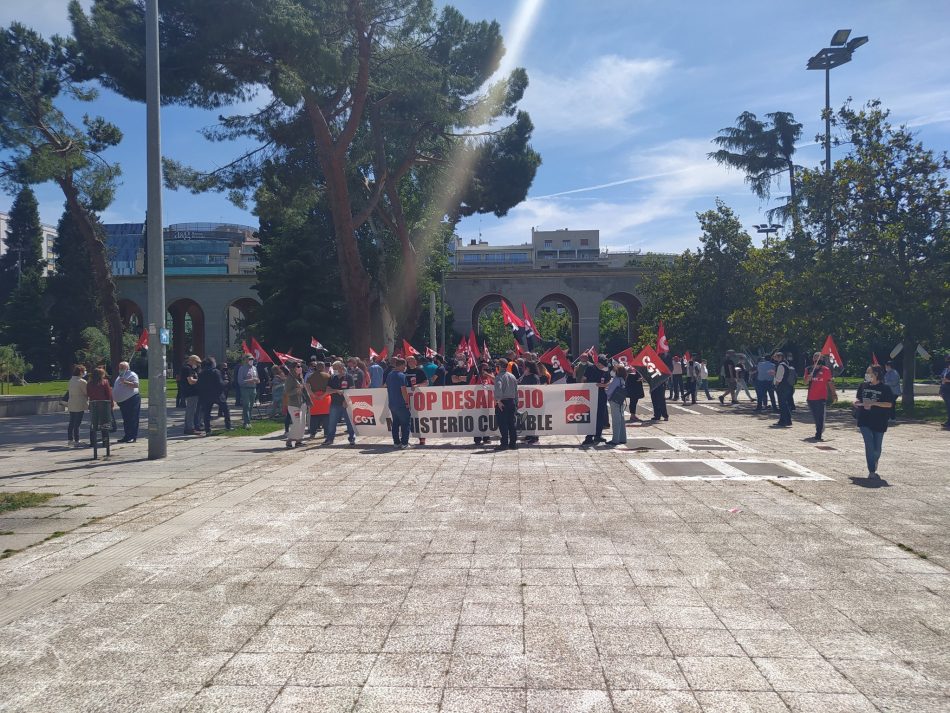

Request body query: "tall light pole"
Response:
[807, 29, 868, 246]
[145, 0, 167, 459]
[753, 223, 782, 247]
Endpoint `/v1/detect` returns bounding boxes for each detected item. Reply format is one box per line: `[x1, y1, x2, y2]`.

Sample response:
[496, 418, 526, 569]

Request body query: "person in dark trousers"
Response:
[581, 355, 611, 445]
[493, 358, 519, 450]
[719, 351, 738, 405]
[386, 357, 412, 449]
[772, 351, 795, 427]
[197, 357, 226, 436]
[804, 352, 834, 441]
[625, 367, 644, 422]
[670, 355, 683, 401]
[113, 361, 141, 443]
[519, 361, 541, 444]
[650, 379, 669, 421]
[216, 361, 233, 429]
[854, 365, 895, 478]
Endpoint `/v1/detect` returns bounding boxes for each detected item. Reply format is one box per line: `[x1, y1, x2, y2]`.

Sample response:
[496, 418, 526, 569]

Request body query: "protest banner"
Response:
[344, 384, 598, 438]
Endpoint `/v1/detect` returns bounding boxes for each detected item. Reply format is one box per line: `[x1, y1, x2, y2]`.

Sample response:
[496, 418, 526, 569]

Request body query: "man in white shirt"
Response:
[113, 361, 140, 443]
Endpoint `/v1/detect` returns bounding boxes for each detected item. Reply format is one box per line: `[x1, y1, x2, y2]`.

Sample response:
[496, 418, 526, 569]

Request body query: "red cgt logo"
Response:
[349, 394, 377, 425]
[564, 389, 591, 423]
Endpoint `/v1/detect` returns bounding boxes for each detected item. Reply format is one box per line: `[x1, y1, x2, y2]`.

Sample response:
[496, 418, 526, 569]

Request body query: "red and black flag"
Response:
[500, 301, 525, 338]
[521, 303, 540, 350]
[249, 337, 274, 364]
[820, 335, 843, 371]
[134, 328, 149, 353]
[539, 345, 570, 381]
[630, 345, 671, 392]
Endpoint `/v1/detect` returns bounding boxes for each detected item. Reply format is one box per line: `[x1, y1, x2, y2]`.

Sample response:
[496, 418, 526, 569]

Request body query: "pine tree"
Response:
[47, 206, 100, 374]
[0, 186, 44, 306]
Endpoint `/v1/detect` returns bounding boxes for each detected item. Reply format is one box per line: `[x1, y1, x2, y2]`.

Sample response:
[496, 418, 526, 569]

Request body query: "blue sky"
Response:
[3, 0, 950, 253]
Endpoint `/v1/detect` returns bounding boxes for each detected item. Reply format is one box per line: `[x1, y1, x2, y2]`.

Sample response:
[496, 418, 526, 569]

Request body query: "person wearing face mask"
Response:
[854, 364, 895, 478]
[113, 361, 141, 443]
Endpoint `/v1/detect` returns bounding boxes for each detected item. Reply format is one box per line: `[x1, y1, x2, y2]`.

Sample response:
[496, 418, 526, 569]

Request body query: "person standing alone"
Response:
[772, 351, 795, 428]
[386, 357, 412, 449]
[236, 355, 259, 429]
[113, 361, 140, 443]
[804, 352, 834, 441]
[854, 365, 895, 478]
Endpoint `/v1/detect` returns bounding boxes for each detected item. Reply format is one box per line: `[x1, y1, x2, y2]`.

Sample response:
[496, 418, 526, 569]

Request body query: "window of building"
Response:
[580, 238, 589, 246]
[543, 240, 553, 248]
[562, 239, 571, 248]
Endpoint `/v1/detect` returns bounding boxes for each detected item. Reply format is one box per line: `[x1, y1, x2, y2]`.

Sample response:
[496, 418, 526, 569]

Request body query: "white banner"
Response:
[344, 384, 598, 438]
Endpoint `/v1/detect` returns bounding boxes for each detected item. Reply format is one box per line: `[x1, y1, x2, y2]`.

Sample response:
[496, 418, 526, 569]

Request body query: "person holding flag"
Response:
[500, 301, 525, 344]
[804, 352, 835, 441]
[521, 304, 540, 350]
[581, 355, 611, 445]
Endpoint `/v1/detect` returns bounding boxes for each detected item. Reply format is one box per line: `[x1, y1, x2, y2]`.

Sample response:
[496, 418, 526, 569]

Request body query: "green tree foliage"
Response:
[599, 301, 629, 355]
[477, 307, 512, 357]
[636, 200, 753, 365]
[709, 111, 802, 225]
[72, 0, 541, 354]
[794, 101, 950, 406]
[0, 344, 31, 390]
[0, 272, 53, 379]
[0, 186, 44, 305]
[0, 23, 124, 371]
[534, 307, 572, 352]
[47, 206, 101, 374]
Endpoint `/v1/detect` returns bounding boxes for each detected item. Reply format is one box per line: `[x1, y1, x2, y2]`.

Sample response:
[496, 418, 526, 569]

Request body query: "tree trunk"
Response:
[901, 334, 916, 411]
[320, 153, 373, 356]
[787, 161, 800, 232]
[58, 178, 124, 374]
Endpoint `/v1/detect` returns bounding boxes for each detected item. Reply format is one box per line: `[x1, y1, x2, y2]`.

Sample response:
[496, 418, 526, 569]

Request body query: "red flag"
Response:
[241, 340, 252, 356]
[612, 347, 636, 367]
[425, 346, 436, 358]
[684, 350, 691, 362]
[871, 353, 880, 366]
[631, 345, 672, 391]
[249, 338, 274, 364]
[274, 349, 302, 365]
[656, 321, 669, 354]
[500, 301, 525, 330]
[513, 338, 524, 355]
[134, 328, 149, 352]
[369, 347, 379, 360]
[820, 335, 843, 370]
[482, 341, 492, 362]
[522, 303, 541, 340]
[402, 339, 420, 357]
[379, 346, 388, 361]
[456, 334, 469, 355]
[584, 345, 599, 362]
[310, 337, 324, 350]
[539, 345, 570, 374]
[468, 330, 481, 360]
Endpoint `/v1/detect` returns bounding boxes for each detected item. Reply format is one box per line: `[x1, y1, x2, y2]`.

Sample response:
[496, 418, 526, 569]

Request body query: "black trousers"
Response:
[217, 399, 232, 429]
[68, 411, 84, 441]
[807, 399, 826, 436]
[671, 374, 683, 400]
[496, 399, 517, 446]
[651, 388, 668, 419]
[595, 393, 609, 439]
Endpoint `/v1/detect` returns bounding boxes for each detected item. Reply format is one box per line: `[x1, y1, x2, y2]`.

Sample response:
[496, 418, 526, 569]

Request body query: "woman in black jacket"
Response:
[625, 368, 645, 423]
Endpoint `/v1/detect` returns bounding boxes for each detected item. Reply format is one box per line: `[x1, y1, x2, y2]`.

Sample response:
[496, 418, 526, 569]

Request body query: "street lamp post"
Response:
[807, 29, 868, 246]
[753, 223, 782, 247]
[145, 0, 167, 460]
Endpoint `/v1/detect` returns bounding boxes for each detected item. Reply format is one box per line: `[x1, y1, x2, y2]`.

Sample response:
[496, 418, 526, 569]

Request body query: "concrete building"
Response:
[0, 211, 59, 273]
[445, 229, 674, 355]
[102, 221, 260, 277]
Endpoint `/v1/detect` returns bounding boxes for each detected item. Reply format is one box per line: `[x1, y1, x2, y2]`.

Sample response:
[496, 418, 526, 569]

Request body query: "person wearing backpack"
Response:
[772, 351, 795, 427]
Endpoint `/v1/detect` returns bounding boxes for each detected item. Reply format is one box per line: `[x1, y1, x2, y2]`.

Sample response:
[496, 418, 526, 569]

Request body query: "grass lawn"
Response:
[214, 418, 286, 438]
[0, 492, 59, 514]
[3, 379, 178, 399]
[829, 399, 945, 423]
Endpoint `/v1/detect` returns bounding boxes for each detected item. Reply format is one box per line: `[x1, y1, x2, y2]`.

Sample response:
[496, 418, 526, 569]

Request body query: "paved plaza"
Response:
[0, 399, 948, 712]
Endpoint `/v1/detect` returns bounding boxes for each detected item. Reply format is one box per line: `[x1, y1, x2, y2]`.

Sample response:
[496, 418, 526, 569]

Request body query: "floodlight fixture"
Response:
[830, 29, 851, 46]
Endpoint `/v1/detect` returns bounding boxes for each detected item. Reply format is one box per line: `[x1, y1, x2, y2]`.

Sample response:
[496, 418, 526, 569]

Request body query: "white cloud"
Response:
[523, 55, 673, 136]
[482, 137, 752, 251]
[0, 1, 89, 38]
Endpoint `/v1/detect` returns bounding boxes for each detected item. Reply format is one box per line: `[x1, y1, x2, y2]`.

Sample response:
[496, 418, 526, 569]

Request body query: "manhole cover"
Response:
[628, 459, 831, 482]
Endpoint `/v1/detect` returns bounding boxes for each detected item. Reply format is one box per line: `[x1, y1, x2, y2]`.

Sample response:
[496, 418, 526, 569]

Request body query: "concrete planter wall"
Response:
[0, 395, 66, 418]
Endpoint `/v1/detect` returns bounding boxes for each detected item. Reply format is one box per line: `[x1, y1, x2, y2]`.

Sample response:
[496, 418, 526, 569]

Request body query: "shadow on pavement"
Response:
[849, 476, 891, 488]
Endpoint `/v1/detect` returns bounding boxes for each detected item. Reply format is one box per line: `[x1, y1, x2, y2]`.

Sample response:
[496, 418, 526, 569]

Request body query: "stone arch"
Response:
[226, 297, 260, 351]
[118, 298, 144, 332]
[603, 292, 642, 348]
[536, 293, 580, 356]
[166, 298, 205, 371]
[471, 293, 513, 334]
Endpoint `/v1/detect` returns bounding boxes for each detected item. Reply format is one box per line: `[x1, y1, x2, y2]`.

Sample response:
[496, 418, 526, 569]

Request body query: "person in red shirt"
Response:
[804, 352, 835, 441]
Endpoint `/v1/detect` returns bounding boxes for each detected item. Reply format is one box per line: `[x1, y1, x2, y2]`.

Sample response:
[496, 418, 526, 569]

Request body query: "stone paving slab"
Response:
[0, 401, 947, 711]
